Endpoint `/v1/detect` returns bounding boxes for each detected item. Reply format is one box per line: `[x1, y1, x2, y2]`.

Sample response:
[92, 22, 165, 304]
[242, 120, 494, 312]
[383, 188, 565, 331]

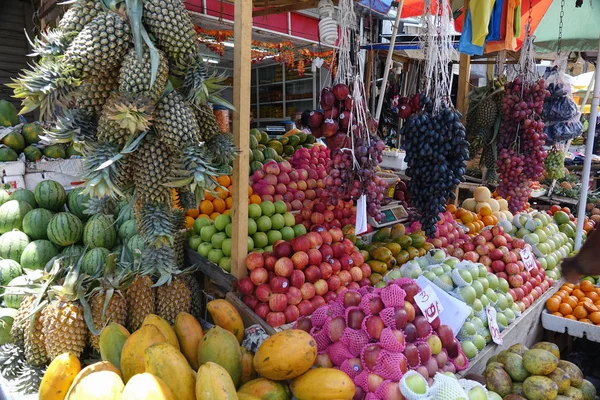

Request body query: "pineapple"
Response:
[82, 141, 127, 199]
[153, 91, 201, 149]
[119, 47, 170, 102]
[13, 363, 46, 395]
[156, 275, 191, 324]
[85, 196, 118, 216]
[0, 343, 25, 379]
[196, 101, 223, 143]
[182, 275, 203, 321]
[72, 69, 120, 117]
[58, 0, 105, 37]
[142, 0, 198, 67]
[169, 145, 223, 205]
[96, 92, 154, 148]
[24, 306, 48, 366]
[205, 132, 238, 167]
[44, 108, 98, 152]
[126, 274, 155, 332]
[10, 295, 35, 346]
[131, 134, 174, 206]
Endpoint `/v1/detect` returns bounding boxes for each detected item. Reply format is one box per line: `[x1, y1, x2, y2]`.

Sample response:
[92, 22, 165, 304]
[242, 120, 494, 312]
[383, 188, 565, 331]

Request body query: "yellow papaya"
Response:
[385, 242, 402, 256]
[120, 324, 166, 383]
[39, 352, 81, 400]
[238, 378, 291, 400]
[174, 312, 204, 370]
[66, 370, 124, 400]
[65, 361, 121, 400]
[195, 361, 238, 400]
[144, 343, 196, 400]
[390, 223, 406, 239]
[253, 329, 316, 381]
[206, 299, 245, 343]
[99, 322, 130, 373]
[198, 326, 242, 387]
[290, 368, 355, 400]
[370, 247, 394, 263]
[238, 394, 261, 400]
[142, 314, 179, 350]
[240, 347, 257, 385]
[367, 260, 388, 275]
[120, 373, 176, 400]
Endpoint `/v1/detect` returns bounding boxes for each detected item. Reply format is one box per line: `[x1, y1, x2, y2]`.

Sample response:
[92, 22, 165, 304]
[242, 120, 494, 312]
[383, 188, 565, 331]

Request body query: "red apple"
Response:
[314, 279, 329, 296]
[394, 307, 408, 329]
[300, 282, 316, 300]
[286, 286, 302, 305]
[338, 270, 352, 286]
[297, 299, 314, 316]
[404, 343, 420, 368]
[307, 248, 322, 265]
[320, 231, 333, 245]
[344, 291, 362, 308]
[404, 323, 417, 343]
[238, 277, 254, 295]
[284, 304, 300, 323]
[368, 296, 385, 315]
[319, 262, 333, 279]
[293, 236, 311, 253]
[367, 373, 384, 393]
[291, 251, 309, 270]
[436, 325, 454, 348]
[328, 316, 346, 342]
[245, 252, 264, 271]
[363, 345, 382, 370]
[274, 257, 294, 277]
[327, 275, 342, 292]
[320, 245, 333, 261]
[491, 260, 506, 273]
[330, 258, 342, 274]
[255, 303, 270, 319]
[243, 294, 258, 310]
[270, 276, 290, 294]
[255, 283, 272, 302]
[349, 266, 363, 281]
[347, 309, 365, 330]
[304, 265, 322, 283]
[310, 295, 326, 310]
[290, 270, 305, 288]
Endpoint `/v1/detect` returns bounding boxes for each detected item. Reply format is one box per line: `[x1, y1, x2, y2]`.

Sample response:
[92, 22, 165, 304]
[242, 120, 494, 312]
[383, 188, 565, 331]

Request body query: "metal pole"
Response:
[564, 70, 596, 158]
[575, 36, 600, 250]
[374, 0, 404, 121]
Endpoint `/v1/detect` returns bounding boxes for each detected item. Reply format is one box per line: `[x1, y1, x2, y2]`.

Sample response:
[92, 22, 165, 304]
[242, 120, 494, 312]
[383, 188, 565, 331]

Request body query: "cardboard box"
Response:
[2, 175, 25, 193]
[26, 158, 85, 175]
[541, 309, 600, 342]
[25, 172, 85, 191]
[0, 161, 26, 177]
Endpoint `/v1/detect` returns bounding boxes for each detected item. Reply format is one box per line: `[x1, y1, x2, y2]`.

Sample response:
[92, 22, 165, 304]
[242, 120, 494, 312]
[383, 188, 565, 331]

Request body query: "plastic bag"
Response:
[544, 118, 584, 142]
[543, 93, 580, 121]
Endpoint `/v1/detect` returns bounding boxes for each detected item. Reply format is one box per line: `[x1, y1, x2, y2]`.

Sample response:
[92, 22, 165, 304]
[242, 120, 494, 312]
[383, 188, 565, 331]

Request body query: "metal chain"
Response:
[526, 0, 533, 39]
[556, 0, 565, 57]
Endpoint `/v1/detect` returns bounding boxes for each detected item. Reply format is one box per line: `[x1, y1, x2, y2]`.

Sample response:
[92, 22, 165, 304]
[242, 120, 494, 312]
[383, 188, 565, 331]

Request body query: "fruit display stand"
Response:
[458, 280, 562, 376]
[186, 247, 237, 293]
[542, 310, 600, 342]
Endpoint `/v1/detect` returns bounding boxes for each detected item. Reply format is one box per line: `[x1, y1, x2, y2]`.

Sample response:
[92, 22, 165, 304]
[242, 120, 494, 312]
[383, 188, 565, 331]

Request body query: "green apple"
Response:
[214, 214, 231, 231]
[256, 215, 272, 232]
[266, 230, 282, 245]
[477, 277, 490, 292]
[471, 298, 483, 312]
[207, 249, 224, 264]
[225, 223, 232, 238]
[247, 237, 254, 252]
[468, 386, 488, 400]
[221, 238, 232, 256]
[293, 224, 307, 237]
[485, 288, 498, 303]
[218, 256, 231, 272]
[270, 214, 285, 230]
[427, 335, 442, 355]
[471, 280, 484, 298]
[459, 286, 477, 304]
[461, 340, 478, 359]
[486, 273, 499, 290]
[273, 200, 287, 214]
[283, 212, 295, 227]
[188, 235, 202, 250]
[248, 203, 262, 219]
[197, 242, 213, 257]
[280, 226, 295, 241]
[211, 232, 227, 249]
[404, 374, 427, 394]
[201, 225, 217, 242]
[193, 217, 212, 235]
[423, 271, 436, 281]
[252, 232, 268, 249]
[248, 219, 258, 235]
[260, 201, 275, 217]
[472, 334, 486, 351]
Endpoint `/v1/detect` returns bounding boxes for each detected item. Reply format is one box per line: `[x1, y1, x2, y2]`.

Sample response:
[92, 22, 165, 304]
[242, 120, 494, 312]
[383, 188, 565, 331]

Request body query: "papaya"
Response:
[0, 100, 18, 127]
[144, 343, 196, 400]
[120, 373, 176, 400]
[195, 362, 238, 400]
[238, 378, 291, 400]
[371, 227, 391, 242]
[240, 347, 257, 385]
[370, 247, 393, 261]
[99, 322, 130, 372]
[65, 361, 122, 400]
[290, 368, 355, 400]
[39, 352, 81, 400]
[390, 223, 406, 239]
[206, 299, 245, 343]
[174, 312, 204, 370]
[238, 394, 261, 400]
[367, 260, 387, 275]
[360, 250, 370, 262]
[253, 329, 316, 381]
[142, 314, 180, 350]
[65, 370, 124, 400]
[384, 242, 402, 256]
[395, 234, 412, 249]
[198, 326, 242, 387]
[410, 233, 426, 248]
[120, 324, 166, 382]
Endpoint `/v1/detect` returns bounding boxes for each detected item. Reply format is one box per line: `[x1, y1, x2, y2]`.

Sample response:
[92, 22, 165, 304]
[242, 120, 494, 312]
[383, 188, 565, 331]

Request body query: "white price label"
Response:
[520, 247, 536, 272]
[414, 285, 444, 323]
[486, 306, 503, 345]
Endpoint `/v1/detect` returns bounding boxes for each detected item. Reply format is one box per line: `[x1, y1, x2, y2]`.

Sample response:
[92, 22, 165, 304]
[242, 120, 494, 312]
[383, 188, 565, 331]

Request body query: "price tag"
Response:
[414, 285, 444, 323]
[486, 306, 503, 345]
[520, 247, 536, 272]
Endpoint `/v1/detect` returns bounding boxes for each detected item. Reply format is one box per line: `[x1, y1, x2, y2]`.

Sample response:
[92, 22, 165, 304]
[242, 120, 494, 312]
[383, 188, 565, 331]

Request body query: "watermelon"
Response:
[22, 208, 54, 240]
[0, 201, 32, 234]
[82, 247, 110, 276]
[35, 180, 67, 211]
[20, 240, 58, 270]
[0, 189, 9, 206]
[118, 220, 138, 241]
[0, 259, 22, 294]
[84, 215, 116, 249]
[4, 275, 31, 308]
[0, 308, 16, 344]
[61, 244, 85, 258]
[127, 234, 145, 256]
[0, 231, 30, 262]
[116, 203, 134, 224]
[9, 189, 37, 208]
[47, 212, 83, 247]
[67, 188, 89, 220]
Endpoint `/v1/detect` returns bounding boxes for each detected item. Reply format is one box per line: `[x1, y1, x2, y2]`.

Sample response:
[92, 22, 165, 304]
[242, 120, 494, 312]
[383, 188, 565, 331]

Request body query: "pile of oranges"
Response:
[183, 176, 256, 228]
[446, 204, 499, 236]
[545, 280, 600, 325]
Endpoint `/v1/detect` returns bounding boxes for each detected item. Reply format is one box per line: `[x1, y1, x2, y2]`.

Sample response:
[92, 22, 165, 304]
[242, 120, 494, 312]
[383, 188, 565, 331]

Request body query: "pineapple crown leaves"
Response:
[179, 54, 235, 111]
[82, 141, 126, 199]
[26, 28, 76, 59]
[138, 202, 176, 248]
[205, 132, 239, 166]
[177, 187, 198, 210]
[106, 92, 155, 135]
[42, 108, 97, 146]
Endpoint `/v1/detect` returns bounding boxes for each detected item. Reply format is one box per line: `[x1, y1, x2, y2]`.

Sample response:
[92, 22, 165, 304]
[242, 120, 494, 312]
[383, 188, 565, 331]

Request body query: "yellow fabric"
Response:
[470, 0, 496, 47]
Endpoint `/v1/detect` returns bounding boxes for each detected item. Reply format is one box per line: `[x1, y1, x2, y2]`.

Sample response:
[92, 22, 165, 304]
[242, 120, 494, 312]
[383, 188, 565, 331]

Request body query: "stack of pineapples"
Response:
[2, 0, 236, 392]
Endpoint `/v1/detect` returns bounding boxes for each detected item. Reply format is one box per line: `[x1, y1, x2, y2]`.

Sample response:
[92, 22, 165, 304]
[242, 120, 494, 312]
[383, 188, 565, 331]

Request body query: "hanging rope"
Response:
[556, 0, 565, 58]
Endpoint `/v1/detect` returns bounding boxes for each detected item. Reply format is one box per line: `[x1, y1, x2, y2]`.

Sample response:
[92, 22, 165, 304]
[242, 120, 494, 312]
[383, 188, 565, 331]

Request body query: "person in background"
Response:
[561, 228, 600, 281]
[297, 110, 312, 133]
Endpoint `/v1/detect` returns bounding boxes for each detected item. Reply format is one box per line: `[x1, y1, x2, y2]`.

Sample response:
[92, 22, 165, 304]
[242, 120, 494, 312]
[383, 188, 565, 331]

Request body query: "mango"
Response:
[532, 341, 560, 358]
[253, 329, 316, 381]
[290, 368, 355, 400]
[142, 314, 180, 350]
[394, 234, 412, 249]
[504, 395, 526, 400]
[508, 343, 529, 356]
[238, 378, 291, 400]
[195, 362, 238, 400]
[120, 373, 176, 400]
[99, 322, 130, 373]
[496, 350, 509, 364]
[579, 379, 597, 400]
[144, 343, 196, 400]
[563, 386, 584, 400]
[523, 348, 558, 375]
[485, 364, 512, 397]
[547, 367, 571, 395]
[369, 247, 393, 263]
[174, 312, 204, 370]
[66, 370, 124, 400]
[503, 352, 530, 382]
[39, 352, 81, 400]
[198, 326, 242, 387]
[523, 376, 558, 400]
[120, 324, 166, 382]
[65, 361, 121, 400]
[558, 360, 584, 387]
[240, 346, 257, 385]
[371, 227, 390, 242]
[238, 394, 261, 400]
[512, 382, 524, 395]
[206, 299, 245, 343]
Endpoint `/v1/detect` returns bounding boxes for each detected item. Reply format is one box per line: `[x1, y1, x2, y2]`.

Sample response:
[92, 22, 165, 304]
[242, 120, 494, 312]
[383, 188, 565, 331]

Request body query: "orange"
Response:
[580, 318, 593, 324]
[559, 303, 573, 316]
[186, 208, 200, 218]
[200, 200, 214, 215]
[213, 198, 226, 213]
[552, 312, 563, 317]
[215, 187, 229, 200]
[574, 305, 588, 320]
[560, 285, 573, 294]
[198, 214, 210, 219]
[185, 216, 195, 229]
[461, 212, 474, 224]
[249, 194, 262, 204]
[563, 282, 576, 289]
[479, 206, 492, 217]
[482, 215, 495, 226]
[446, 204, 457, 214]
[223, 209, 231, 215]
[589, 311, 600, 324]
[455, 209, 466, 219]
[227, 185, 233, 194]
[210, 212, 221, 220]
[546, 297, 561, 313]
[465, 222, 476, 233]
[583, 301, 599, 313]
[565, 314, 578, 320]
[217, 175, 231, 187]
[573, 289, 586, 300]
[580, 280, 595, 292]
[205, 192, 215, 201]
[248, 186, 253, 197]
[475, 220, 485, 231]
[564, 296, 578, 309]
[226, 197, 233, 209]
[490, 215, 498, 225]
[555, 290, 568, 300]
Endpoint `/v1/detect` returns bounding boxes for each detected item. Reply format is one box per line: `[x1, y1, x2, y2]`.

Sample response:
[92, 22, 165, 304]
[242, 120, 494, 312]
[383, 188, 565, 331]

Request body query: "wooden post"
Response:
[230, 0, 252, 279]
[456, 53, 471, 117]
[365, 49, 374, 105]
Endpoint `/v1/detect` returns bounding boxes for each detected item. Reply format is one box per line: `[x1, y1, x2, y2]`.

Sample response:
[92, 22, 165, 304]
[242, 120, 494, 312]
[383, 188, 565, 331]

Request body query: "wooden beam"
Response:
[231, 0, 252, 279]
[364, 49, 374, 105]
[252, 1, 318, 17]
[456, 0, 470, 118]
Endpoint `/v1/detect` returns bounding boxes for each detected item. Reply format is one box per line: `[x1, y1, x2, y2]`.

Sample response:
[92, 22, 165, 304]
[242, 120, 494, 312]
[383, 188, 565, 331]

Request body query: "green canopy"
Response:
[534, 0, 600, 53]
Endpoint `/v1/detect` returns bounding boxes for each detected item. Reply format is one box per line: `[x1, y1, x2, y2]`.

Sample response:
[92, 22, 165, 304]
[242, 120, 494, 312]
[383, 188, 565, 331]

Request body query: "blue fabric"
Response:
[358, 0, 392, 16]
[487, 0, 504, 41]
[458, 11, 485, 56]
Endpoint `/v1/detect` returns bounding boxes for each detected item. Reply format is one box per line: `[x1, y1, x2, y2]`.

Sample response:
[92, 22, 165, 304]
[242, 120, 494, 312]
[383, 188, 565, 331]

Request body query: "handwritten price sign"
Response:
[414, 285, 444, 323]
[520, 247, 536, 272]
[486, 306, 503, 345]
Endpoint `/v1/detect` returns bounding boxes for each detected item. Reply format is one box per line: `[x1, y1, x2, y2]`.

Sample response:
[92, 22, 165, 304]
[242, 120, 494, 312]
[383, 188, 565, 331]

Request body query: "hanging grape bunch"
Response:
[544, 146, 566, 180]
[496, 77, 550, 212]
[402, 94, 469, 237]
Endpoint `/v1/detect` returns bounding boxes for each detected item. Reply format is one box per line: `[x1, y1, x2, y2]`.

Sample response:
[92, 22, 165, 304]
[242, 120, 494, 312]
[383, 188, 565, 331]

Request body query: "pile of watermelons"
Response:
[249, 128, 316, 175]
[0, 180, 142, 343]
[0, 99, 79, 162]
